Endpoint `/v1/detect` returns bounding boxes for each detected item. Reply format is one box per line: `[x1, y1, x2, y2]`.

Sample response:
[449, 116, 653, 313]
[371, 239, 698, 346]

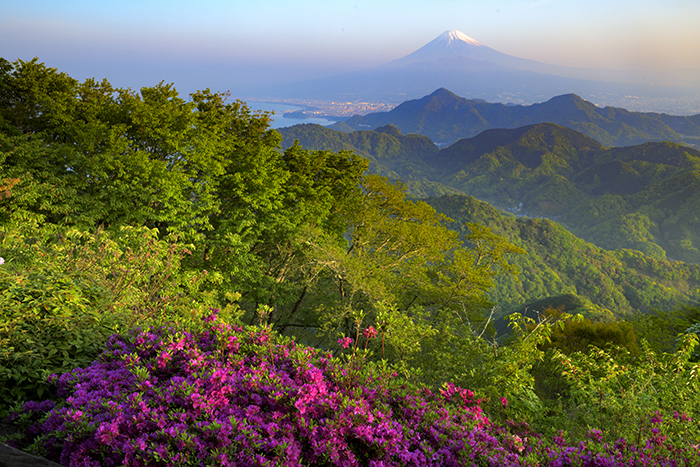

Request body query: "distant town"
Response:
[251, 98, 397, 120]
[254, 94, 700, 122]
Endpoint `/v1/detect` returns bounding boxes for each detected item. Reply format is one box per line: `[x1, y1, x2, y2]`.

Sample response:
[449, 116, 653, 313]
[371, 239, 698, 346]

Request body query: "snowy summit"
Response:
[435, 30, 483, 47]
[385, 30, 501, 66]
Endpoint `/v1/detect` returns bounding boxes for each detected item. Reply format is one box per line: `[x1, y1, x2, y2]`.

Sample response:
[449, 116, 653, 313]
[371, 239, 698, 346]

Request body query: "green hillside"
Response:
[560, 170, 700, 263]
[280, 121, 700, 264]
[427, 194, 700, 320]
[4, 60, 700, 461]
[277, 123, 462, 197]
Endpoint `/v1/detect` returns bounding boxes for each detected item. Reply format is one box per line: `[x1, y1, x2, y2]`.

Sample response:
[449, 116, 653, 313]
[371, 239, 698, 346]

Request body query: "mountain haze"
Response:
[270, 31, 700, 113]
[334, 88, 700, 147]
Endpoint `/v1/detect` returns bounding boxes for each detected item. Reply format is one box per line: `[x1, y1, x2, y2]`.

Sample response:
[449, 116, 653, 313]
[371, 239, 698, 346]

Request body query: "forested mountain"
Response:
[333, 88, 700, 147]
[427, 195, 700, 322]
[277, 123, 456, 197]
[0, 57, 517, 351]
[279, 121, 700, 264]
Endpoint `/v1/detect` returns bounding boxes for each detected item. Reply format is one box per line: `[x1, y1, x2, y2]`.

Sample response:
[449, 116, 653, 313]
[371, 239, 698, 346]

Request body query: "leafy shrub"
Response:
[549, 334, 700, 445]
[0, 224, 213, 417]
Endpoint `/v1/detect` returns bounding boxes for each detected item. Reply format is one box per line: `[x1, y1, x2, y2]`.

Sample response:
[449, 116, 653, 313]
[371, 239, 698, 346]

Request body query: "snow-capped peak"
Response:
[383, 29, 499, 68]
[440, 30, 482, 46]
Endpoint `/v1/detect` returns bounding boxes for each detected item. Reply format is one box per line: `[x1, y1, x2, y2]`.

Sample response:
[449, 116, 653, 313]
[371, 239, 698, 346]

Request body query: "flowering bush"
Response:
[8, 311, 518, 466]
[7, 310, 700, 466]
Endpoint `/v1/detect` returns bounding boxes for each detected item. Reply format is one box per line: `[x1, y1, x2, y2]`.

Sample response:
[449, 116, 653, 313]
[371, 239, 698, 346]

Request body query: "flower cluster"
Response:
[337, 336, 352, 349]
[8, 311, 700, 466]
[9, 314, 507, 466]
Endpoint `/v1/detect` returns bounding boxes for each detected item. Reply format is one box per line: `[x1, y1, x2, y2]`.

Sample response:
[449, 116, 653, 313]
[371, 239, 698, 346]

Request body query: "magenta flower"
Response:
[9, 310, 700, 467]
[362, 326, 378, 339]
[338, 336, 352, 348]
[203, 308, 220, 323]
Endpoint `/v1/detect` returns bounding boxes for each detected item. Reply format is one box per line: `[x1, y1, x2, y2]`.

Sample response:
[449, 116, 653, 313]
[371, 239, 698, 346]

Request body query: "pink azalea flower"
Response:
[338, 336, 352, 348]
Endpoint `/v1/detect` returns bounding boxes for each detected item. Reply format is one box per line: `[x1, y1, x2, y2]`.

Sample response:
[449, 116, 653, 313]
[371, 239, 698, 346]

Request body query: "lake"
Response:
[246, 102, 336, 129]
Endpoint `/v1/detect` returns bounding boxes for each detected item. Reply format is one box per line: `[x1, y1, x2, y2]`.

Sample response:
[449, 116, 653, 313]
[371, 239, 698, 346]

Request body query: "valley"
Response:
[277, 88, 700, 322]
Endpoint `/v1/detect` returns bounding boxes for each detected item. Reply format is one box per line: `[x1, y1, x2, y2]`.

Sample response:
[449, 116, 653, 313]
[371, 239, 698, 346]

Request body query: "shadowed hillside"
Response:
[279, 121, 700, 263]
[334, 89, 700, 147]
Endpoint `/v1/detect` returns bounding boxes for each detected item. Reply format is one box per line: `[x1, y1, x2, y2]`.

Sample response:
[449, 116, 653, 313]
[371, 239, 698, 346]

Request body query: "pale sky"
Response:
[2, 0, 699, 98]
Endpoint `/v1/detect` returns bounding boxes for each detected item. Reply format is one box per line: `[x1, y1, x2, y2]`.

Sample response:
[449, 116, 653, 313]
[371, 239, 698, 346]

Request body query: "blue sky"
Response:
[2, 0, 699, 98]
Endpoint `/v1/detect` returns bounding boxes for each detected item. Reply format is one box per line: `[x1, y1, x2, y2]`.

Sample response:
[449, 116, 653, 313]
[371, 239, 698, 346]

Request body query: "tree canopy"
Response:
[0, 57, 520, 349]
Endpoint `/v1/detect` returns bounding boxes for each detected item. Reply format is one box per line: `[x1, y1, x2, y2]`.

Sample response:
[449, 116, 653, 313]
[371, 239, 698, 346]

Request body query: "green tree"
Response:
[290, 174, 523, 351]
[1, 59, 528, 392]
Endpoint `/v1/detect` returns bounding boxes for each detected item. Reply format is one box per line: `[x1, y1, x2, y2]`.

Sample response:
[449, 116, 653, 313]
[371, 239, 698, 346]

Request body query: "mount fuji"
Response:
[383, 30, 588, 78]
[266, 30, 699, 111]
[384, 30, 538, 70]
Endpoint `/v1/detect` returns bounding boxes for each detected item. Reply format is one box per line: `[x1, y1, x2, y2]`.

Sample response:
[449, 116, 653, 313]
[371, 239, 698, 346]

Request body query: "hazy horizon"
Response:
[2, 0, 699, 106]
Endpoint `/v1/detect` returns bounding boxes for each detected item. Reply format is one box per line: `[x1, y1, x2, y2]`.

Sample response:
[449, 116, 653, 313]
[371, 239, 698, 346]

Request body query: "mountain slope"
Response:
[278, 120, 700, 264]
[560, 170, 700, 263]
[426, 194, 700, 318]
[335, 89, 700, 147]
[429, 124, 700, 262]
[276, 123, 459, 197]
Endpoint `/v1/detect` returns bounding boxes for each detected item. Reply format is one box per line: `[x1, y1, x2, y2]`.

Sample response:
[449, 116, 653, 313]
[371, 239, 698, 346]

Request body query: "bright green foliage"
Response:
[548, 335, 700, 445]
[0, 58, 364, 321]
[0, 133, 79, 227]
[1, 59, 223, 232]
[409, 312, 564, 424]
[8, 59, 700, 457]
[0, 259, 119, 417]
[202, 142, 368, 318]
[0, 58, 523, 372]
[0, 224, 211, 417]
[291, 174, 522, 346]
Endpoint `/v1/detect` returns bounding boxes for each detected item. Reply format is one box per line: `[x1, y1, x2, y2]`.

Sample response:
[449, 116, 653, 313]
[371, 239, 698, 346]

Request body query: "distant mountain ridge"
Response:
[278, 119, 700, 264]
[384, 30, 582, 80]
[333, 88, 700, 147]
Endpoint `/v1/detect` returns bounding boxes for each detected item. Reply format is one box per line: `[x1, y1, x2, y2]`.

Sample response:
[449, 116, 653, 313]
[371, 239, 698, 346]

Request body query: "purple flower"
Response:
[9, 317, 700, 467]
[203, 308, 219, 323]
[585, 428, 604, 443]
